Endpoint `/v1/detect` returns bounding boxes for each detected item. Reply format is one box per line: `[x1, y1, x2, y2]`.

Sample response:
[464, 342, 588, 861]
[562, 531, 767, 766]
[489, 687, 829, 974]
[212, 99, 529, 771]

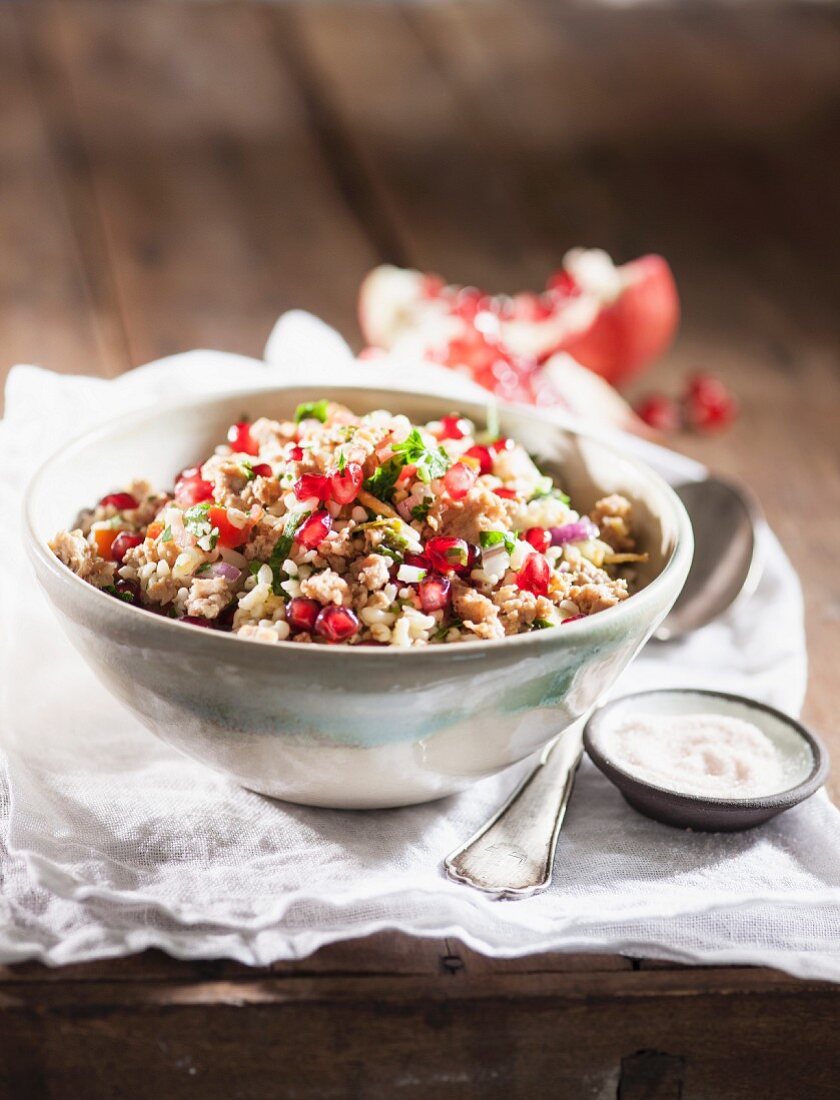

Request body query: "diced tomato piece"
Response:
[227, 421, 259, 456]
[517, 552, 551, 596]
[396, 463, 417, 486]
[93, 528, 119, 559]
[330, 462, 364, 505]
[443, 461, 478, 501]
[174, 467, 214, 507]
[296, 510, 333, 550]
[523, 527, 550, 554]
[208, 506, 252, 549]
[98, 492, 139, 511]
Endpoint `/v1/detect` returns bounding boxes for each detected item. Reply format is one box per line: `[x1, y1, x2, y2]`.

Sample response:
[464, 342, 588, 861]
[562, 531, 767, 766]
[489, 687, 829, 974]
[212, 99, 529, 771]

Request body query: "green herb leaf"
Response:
[480, 530, 516, 554]
[269, 511, 311, 595]
[531, 618, 554, 631]
[240, 459, 255, 482]
[362, 457, 403, 500]
[294, 399, 329, 424]
[160, 525, 173, 543]
[103, 584, 136, 604]
[392, 429, 451, 484]
[336, 450, 347, 473]
[248, 560, 262, 577]
[410, 500, 431, 523]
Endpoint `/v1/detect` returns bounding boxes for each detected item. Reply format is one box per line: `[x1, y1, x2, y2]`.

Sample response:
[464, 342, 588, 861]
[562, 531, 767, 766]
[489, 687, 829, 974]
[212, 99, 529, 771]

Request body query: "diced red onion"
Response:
[203, 562, 242, 583]
[549, 518, 599, 546]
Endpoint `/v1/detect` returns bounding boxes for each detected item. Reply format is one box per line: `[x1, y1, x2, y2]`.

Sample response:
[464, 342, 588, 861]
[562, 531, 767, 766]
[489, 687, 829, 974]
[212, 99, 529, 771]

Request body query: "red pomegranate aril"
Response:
[113, 578, 140, 604]
[425, 536, 469, 574]
[463, 444, 493, 475]
[438, 414, 468, 441]
[635, 393, 681, 433]
[111, 531, 143, 564]
[296, 510, 333, 550]
[546, 269, 579, 297]
[289, 445, 304, 461]
[523, 527, 550, 554]
[294, 473, 331, 503]
[315, 605, 360, 643]
[330, 462, 363, 505]
[517, 552, 551, 596]
[490, 436, 514, 454]
[174, 467, 214, 507]
[443, 461, 477, 501]
[403, 551, 429, 570]
[418, 575, 451, 613]
[493, 487, 518, 500]
[466, 543, 480, 571]
[181, 615, 214, 629]
[562, 614, 585, 625]
[251, 463, 273, 478]
[228, 421, 259, 456]
[98, 491, 139, 511]
[684, 373, 738, 433]
[286, 597, 320, 633]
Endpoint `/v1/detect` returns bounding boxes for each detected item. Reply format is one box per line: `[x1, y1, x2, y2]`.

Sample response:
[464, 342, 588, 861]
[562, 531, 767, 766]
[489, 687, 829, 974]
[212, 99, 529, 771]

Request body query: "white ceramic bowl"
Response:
[24, 385, 693, 808]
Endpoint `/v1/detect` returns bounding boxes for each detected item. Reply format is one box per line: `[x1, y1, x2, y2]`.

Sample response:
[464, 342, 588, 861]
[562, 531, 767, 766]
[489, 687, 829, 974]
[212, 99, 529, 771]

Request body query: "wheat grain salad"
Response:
[49, 401, 647, 646]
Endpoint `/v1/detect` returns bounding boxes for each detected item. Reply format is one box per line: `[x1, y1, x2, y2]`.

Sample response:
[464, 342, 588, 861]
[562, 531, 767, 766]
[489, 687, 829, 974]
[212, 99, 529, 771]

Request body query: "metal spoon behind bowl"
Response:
[444, 476, 764, 898]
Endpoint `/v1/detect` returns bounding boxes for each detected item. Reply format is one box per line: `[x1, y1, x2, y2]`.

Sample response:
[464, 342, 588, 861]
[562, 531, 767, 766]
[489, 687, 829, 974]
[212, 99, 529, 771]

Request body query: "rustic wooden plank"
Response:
[27, 0, 378, 365]
[0, 6, 126, 389]
[445, 939, 633, 974]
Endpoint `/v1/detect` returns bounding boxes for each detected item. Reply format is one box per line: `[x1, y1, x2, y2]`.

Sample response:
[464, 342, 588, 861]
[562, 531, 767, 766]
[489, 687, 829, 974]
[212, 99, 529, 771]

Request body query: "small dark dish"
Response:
[584, 688, 829, 831]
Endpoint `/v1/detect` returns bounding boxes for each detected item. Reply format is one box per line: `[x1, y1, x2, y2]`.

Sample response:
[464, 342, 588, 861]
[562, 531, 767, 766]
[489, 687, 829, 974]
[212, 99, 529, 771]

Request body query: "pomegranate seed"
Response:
[490, 437, 514, 454]
[228, 421, 259, 456]
[296, 510, 333, 550]
[418, 575, 451, 613]
[112, 578, 140, 604]
[523, 527, 550, 554]
[286, 597, 320, 633]
[404, 551, 429, 570]
[174, 467, 214, 507]
[463, 445, 493, 475]
[289, 445, 304, 461]
[426, 536, 470, 574]
[251, 463, 273, 478]
[330, 462, 364, 505]
[99, 491, 139, 511]
[438, 414, 468, 441]
[546, 270, 579, 297]
[315, 604, 360, 642]
[493, 488, 518, 500]
[181, 615, 214, 628]
[635, 393, 681, 433]
[466, 543, 480, 570]
[517, 553, 551, 596]
[443, 461, 478, 501]
[294, 473, 331, 503]
[562, 614, 585, 624]
[684, 373, 738, 433]
[111, 531, 143, 564]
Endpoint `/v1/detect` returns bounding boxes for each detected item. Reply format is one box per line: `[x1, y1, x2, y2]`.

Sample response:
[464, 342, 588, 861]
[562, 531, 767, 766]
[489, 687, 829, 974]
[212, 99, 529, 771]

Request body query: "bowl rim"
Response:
[23, 382, 694, 659]
[583, 688, 830, 810]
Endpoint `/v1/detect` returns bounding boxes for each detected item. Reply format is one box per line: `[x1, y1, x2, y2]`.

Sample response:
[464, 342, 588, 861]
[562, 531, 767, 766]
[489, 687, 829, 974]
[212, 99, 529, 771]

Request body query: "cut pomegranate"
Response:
[294, 473, 331, 503]
[443, 461, 477, 501]
[517, 553, 551, 596]
[635, 393, 682, 433]
[330, 462, 364, 505]
[315, 604, 360, 642]
[523, 527, 550, 554]
[418, 574, 451, 613]
[251, 463, 273, 478]
[296, 510, 333, 550]
[463, 444, 493, 475]
[227, 421, 259, 456]
[437, 414, 469, 441]
[425, 536, 469, 574]
[98, 491, 139, 511]
[175, 467, 214, 507]
[111, 531, 143, 564]
[286, 597, 320, 633]
[684, 373, 738, 432]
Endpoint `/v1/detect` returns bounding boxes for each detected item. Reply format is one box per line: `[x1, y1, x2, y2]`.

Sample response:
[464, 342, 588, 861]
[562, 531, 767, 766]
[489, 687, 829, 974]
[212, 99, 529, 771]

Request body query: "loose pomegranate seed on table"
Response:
[314, 604, 360, 642]
[98, 491, 139, 511]
[296, 510, 333, 550]
[635, 393, 682, 433]
[684, 373, 738, 432]
[294, 473, 331, 503]
[425, 536, 470, 574]
[111, 532, 143, 564]
[286, 597, 320, 633]
[523, 527, 551, 554]
[517, 552, 551, 596]
[227, 421, 259, 456]
[418, 575, 451, 613]
[330, 462, 363, 504]
[443, 461, 477, 501]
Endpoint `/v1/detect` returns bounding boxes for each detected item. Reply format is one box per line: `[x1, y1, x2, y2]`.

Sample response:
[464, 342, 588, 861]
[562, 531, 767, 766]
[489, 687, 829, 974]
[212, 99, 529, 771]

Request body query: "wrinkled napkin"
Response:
[1, 313, 838, 978]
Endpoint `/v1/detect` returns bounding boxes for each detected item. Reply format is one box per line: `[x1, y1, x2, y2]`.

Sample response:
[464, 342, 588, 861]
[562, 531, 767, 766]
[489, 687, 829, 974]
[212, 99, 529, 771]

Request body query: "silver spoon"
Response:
[444, 476, 763, 898]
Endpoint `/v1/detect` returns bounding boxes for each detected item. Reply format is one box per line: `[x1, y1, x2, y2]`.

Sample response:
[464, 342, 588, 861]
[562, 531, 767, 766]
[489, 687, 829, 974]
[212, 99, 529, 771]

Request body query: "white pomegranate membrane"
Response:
[49, 400, 646, 647]
[602, 713, 811, 799]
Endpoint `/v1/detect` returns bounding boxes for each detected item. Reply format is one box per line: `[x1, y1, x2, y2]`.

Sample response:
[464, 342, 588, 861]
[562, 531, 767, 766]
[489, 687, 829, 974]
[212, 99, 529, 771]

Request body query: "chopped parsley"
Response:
[362, 457, 403, 500]
[240, 459, 255, 482]
[480, 530, 516, 554]
[160, 525, 173, 543]
[531, 618, 554, 631]
[294, 399, 329, 424]
[248, 560, 263, 578]
[527, 482, 570, 505]
[410, 500, 431, 523]
[183, 502, 218, 552]
[268, 510, 310, 595]
[336, 450, 347, 473]
[392, 429, 450, 484]
[433, 617, 463, 641]
[103, 584, 136, 604]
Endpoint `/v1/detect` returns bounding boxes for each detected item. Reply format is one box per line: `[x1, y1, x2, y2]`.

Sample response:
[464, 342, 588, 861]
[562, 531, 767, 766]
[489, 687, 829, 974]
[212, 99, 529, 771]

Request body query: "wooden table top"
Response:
[1, 2, 839, 1095]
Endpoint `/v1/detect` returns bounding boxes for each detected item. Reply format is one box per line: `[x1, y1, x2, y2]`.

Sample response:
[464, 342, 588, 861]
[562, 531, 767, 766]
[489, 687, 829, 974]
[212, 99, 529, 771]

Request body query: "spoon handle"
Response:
[443, 725, 584, 899]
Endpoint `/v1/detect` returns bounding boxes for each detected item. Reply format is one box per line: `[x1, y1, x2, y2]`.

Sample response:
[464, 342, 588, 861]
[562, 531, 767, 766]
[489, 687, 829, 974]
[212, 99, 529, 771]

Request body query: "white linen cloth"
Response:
[1, 312, 838, 978]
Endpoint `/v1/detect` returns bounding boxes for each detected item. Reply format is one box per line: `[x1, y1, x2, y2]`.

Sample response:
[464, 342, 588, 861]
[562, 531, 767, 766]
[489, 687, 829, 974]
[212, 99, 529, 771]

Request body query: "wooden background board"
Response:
[1, 1, 839, 1095]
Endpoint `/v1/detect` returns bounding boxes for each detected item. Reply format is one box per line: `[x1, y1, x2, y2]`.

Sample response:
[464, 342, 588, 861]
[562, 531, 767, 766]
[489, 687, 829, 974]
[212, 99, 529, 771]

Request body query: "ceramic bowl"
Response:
[24, 385, 693, 808]
[584, 689, 830, 831]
